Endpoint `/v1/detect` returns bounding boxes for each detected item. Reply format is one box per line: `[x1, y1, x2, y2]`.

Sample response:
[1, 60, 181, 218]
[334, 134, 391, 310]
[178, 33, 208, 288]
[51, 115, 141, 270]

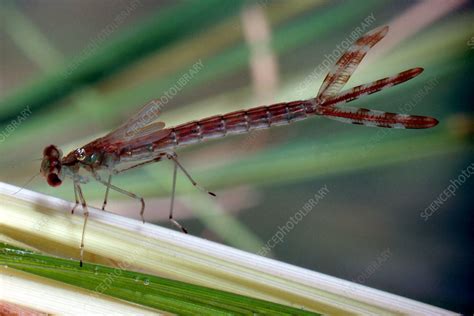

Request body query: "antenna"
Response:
[5, 157, 42, 170]
[12, 172, 40, 195]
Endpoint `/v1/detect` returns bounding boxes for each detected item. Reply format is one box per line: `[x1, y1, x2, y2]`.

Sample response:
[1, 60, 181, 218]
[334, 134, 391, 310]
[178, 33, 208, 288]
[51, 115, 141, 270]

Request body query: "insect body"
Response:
[40, 26, 438, 266]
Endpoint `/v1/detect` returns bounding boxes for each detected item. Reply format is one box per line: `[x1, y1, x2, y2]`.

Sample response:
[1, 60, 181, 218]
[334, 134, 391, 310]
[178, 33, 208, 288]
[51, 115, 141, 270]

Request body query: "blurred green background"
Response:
[0, 0, 472, 313]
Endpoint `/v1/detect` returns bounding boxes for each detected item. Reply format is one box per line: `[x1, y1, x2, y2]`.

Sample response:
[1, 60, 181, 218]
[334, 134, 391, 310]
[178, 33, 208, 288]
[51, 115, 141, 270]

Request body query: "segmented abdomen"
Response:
[154, 100, 315, 150]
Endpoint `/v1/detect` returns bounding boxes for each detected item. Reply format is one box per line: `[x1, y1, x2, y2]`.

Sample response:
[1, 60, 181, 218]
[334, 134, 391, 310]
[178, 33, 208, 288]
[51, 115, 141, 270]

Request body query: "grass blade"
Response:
[1, 243, 316, 315]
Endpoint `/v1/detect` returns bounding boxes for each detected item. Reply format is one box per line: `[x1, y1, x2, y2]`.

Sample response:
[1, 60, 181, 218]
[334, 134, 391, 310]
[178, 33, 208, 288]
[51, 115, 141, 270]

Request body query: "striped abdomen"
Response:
[316, 106, 438, 129]
[320, 68, 424, 108]
[154, 100, 316, 150]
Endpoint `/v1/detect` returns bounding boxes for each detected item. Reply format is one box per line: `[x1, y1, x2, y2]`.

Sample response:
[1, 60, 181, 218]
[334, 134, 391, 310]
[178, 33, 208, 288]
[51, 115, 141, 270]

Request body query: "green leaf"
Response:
[0, 243, 318, 315]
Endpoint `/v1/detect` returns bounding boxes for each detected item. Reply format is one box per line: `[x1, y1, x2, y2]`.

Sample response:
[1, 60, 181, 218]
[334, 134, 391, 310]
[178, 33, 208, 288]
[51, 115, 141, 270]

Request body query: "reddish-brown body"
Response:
[39, 25, 439, 267]
[154, 100, 315, 151]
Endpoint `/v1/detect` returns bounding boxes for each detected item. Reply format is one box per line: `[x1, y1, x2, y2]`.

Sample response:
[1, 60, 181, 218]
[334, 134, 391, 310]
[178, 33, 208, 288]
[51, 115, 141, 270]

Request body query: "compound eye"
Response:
[75, 148, 86, 161]
[47, 173, 62, 187]
[43, 145, 62, 158]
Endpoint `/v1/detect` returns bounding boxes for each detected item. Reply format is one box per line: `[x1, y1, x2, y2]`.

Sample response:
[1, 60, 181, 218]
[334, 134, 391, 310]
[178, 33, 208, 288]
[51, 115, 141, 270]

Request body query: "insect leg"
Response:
[93, 173, 146, 223]
[71, 183, 79, 214]
[75, 182, 89, 267]
[166, 152, 216, 197]
[168, 157, 188, 233]
[101, 174, 112, 211]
